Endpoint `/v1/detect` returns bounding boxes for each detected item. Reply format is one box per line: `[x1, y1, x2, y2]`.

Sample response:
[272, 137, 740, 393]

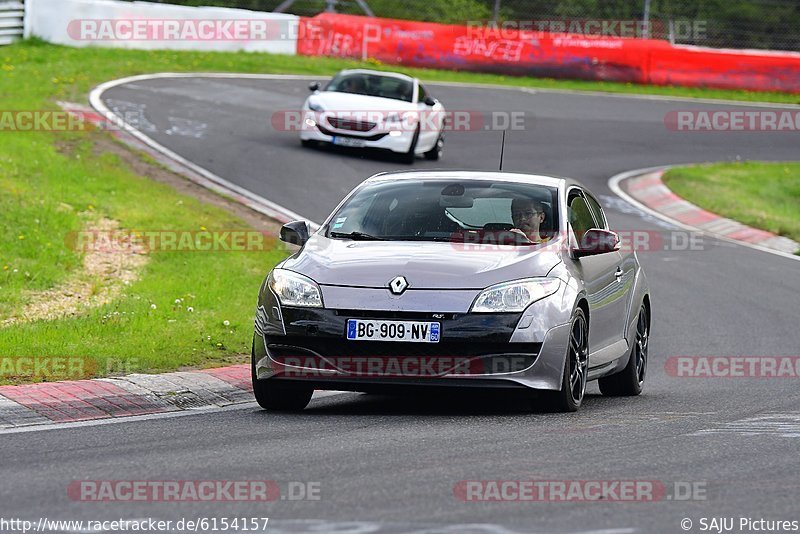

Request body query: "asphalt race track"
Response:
[3, 77, 800, 533]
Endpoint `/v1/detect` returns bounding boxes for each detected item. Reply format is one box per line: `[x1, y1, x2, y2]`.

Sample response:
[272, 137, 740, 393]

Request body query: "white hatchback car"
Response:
[299, 69, 446, 163]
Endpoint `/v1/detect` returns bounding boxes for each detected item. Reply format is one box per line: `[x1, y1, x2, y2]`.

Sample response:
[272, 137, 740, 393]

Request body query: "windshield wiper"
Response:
[329, 231, 385, 241]
[390, 236, 452, 242]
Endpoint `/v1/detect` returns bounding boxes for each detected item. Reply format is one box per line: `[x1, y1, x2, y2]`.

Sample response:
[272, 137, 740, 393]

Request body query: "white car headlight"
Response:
[268, 268, 323, 308]
[471, 278, 561, 313]
[307, 101, 324, 112]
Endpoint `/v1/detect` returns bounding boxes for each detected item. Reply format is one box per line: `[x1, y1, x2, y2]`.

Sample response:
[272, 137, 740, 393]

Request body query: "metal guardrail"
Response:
[0, 1, 24, 46]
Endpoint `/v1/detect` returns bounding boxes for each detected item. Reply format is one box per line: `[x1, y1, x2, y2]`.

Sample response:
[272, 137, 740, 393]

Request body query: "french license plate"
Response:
[346, 319, 440, 343]
[332, 136, 366, 148]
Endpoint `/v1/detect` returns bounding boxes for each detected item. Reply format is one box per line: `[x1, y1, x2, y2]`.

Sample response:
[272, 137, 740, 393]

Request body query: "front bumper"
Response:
[299, 124, 414, 154]
[253, 306, 570, 392]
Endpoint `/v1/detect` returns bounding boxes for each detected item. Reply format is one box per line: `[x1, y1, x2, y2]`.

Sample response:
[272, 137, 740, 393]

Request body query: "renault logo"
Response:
[388, 276, 409, 295]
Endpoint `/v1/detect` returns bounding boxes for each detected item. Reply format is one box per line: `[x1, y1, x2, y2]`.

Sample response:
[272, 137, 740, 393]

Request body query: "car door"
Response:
[415, 83, 443, 151]
[584, 190, 636, 342]
[568, 189, 627, 359]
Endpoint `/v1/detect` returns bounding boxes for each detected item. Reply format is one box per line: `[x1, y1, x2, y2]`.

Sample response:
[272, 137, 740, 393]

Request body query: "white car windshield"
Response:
[327, 180, 560, 245]
[325, 73, 414, 103]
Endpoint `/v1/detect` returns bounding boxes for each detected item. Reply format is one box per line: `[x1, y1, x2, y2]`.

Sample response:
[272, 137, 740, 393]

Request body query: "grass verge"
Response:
[662, 162, 800, 251]
[0, 40, 798, 383]
[6, 39, 800, 105]
[0, 124, 288, 384]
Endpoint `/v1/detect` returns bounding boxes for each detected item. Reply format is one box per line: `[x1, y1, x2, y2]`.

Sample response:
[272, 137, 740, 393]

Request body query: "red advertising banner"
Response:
[297, 13, 800, 93]
[648, 45, 800, 93]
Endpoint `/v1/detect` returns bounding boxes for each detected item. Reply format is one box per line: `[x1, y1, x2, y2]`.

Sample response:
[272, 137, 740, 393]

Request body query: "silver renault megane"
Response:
[252, 171, 651, 412]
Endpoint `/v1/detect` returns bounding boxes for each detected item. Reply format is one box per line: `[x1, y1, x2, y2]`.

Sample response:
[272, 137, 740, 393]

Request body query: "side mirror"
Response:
[280, 220, 310, 246]
[309, 82, 320, 92]
[423, 96, 436, 106]
[574, 228, 620, 258]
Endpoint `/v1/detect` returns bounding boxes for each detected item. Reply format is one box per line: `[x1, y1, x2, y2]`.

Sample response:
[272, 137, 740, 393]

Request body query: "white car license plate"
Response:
[346, 319, 440, 343]
[332, 136, 366, 148]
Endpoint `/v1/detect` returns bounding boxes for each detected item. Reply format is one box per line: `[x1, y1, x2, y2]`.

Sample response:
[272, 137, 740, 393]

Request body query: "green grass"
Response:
[1, 39, 799, 384]
[0, 42, 306, 384]
[0, 128, 287, 383]
[4, 39, 800, 105]
[662, 162, 800, 250]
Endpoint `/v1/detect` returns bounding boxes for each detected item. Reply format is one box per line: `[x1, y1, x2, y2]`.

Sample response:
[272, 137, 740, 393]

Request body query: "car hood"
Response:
[308, 91, 416, 112]
[281, 235, 564, 290]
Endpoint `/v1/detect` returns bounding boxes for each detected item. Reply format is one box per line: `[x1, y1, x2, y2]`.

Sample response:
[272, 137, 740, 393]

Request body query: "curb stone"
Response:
[619, 169, 799, 256]
[0, 365, 252, 430]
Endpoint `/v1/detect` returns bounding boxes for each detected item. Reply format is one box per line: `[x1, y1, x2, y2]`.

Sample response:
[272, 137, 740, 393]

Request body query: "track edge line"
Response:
[608, 165, 800, 263]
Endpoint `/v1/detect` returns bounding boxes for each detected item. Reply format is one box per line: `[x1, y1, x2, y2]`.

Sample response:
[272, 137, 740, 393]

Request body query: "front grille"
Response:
[335, 309, 458, 321]
[316, 124, 388, 141]
[327, 117, 376, 132]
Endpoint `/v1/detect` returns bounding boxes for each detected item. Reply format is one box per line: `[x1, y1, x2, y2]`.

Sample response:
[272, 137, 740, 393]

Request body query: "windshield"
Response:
[325, 73, 414, 103]
[326, 180, 560, 245]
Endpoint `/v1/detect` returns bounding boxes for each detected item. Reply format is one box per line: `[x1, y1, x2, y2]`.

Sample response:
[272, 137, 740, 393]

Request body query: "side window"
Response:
[417, 84, 427, 103]
[568, 193, 595, 243]
[584, 193, 607, 229]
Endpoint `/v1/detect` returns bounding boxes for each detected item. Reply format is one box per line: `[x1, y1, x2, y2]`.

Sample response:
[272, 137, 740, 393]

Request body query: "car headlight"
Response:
[308, 102, 324, 112]
[268, 268, 323, 308]
[471, 278, 561, 313]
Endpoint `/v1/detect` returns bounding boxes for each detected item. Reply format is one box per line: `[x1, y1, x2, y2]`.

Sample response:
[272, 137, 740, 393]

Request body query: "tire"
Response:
[399, 127, 420, 164]
[251, 344, 313, 411]
[599, 304, 649, 396]
[541, 307, 589, 413]
[424, 132, 444, 161]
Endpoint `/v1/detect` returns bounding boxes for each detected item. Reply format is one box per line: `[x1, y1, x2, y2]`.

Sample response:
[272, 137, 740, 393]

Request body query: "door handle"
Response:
[614, 267, 623, 282]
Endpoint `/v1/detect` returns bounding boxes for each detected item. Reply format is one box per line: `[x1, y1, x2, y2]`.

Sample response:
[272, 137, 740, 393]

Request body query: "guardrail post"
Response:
[23, 0, 33, 38]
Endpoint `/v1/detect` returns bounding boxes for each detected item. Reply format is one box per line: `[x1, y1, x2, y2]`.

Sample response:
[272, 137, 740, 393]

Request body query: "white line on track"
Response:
[0, 391, 349, 435]
[90, 74, 322, 227]
[608, 166, 800, 263]
[89, 72, 800, 229]
[91, 71, 800, 242]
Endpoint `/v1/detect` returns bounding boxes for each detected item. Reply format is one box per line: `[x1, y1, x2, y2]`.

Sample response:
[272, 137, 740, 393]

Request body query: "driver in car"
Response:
[511, 197, 549, 244]
[340, 76, 366, 94]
